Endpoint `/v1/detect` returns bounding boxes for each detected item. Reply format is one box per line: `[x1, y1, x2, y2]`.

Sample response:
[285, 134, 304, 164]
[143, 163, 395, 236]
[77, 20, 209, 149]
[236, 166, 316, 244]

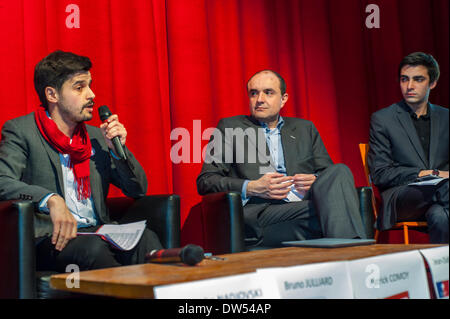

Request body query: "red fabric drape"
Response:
[0, 0, 448, 246]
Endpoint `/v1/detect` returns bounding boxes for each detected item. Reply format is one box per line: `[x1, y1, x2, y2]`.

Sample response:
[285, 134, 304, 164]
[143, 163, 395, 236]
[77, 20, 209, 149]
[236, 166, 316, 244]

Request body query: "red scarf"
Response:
[35, 107, 92, 200]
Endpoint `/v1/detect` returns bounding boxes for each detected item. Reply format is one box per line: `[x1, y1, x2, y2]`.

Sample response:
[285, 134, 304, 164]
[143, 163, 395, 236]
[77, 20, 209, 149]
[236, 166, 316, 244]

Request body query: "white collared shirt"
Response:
[38, 151, 98, 228]
[38, 152, 98, 228]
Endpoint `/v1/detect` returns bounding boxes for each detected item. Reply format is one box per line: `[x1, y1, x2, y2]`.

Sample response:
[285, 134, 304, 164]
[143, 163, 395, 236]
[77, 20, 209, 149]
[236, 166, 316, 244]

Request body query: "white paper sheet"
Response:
[78, 220, 146, 251]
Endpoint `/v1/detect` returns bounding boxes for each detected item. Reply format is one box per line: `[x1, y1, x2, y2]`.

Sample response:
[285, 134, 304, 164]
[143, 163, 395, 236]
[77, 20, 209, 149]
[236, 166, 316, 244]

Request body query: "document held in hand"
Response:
[409, 175, 448, 186]
[77, 220, 147, 251]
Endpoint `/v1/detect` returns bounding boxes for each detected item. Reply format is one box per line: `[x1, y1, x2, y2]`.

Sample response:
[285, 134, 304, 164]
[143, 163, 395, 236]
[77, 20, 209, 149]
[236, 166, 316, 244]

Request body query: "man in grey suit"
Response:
[368, 52, 449, 243]
[197, 70, 366, 247]
[0, 50, 162, 271]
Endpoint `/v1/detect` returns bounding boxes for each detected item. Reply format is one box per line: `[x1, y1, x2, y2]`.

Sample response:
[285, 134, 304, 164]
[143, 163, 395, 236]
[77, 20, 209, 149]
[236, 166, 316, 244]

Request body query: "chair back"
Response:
[358, 143, 428, 244]
[358, 143, 379, 220]
[359, 143, 371, 186]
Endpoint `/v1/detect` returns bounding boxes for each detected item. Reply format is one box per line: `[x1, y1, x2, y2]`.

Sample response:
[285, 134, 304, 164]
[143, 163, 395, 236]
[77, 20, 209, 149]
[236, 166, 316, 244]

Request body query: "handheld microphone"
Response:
[146, 244, 205, 266]
[98, 105, 127, 161]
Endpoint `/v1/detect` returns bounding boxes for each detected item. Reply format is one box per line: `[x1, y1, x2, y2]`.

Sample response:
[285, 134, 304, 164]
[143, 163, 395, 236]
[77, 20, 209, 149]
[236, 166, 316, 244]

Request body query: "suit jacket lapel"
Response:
[89, 156, 104, 221]
[429, 104, 439, 168]
[243, 116, 276, 175]
[36, 127, 65, 195]
[280, 120, 298, 176]
[396, 103, 428, 167]
[86, 126, 108, 223]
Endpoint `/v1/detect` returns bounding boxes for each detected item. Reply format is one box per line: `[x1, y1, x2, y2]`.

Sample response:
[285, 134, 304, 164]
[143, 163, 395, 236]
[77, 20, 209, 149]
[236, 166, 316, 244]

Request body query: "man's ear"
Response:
[280, 93, 289, 108]
[429, 81, 437, 90]
[45, 87, 59, 104]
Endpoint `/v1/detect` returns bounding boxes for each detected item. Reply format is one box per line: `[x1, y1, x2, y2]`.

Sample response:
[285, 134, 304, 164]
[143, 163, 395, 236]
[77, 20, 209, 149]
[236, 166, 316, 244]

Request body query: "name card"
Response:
[347, 250, 430, 299]
[420, 246, 449, 299]
[256, 261, 353, 299]
[154, 272, 280, 299]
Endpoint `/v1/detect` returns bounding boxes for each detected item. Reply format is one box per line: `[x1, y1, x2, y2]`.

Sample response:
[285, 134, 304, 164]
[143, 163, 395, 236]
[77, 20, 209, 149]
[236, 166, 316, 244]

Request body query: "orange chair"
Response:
[359, 143, 427, 244]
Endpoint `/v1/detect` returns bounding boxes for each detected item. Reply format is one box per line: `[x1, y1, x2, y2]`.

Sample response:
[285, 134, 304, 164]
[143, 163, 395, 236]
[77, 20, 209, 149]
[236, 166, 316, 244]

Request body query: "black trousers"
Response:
[244, 164, 367, 247]
[36, 225, 163, 272]
[396, 180, 449, 244]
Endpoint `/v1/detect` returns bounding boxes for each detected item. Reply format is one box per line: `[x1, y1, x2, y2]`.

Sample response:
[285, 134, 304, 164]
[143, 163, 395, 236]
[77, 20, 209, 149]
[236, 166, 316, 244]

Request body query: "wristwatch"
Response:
[431, 169, 440, 177]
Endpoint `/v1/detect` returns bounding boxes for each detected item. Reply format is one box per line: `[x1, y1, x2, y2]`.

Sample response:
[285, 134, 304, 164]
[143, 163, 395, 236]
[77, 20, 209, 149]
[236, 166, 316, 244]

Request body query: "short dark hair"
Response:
[398, 52, 440, 84]
[247, 70, 287, 95]
[34, 50, 92, 109]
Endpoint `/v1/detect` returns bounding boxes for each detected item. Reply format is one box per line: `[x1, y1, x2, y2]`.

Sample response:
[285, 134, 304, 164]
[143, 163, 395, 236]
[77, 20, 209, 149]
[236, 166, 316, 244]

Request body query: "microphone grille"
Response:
[98, 105, 112, 121]
[180, 244, 204, 266]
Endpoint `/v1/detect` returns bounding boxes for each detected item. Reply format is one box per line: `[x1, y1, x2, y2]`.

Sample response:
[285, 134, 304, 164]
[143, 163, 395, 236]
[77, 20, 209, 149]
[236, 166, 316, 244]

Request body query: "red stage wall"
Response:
[0, 0, 448, 246]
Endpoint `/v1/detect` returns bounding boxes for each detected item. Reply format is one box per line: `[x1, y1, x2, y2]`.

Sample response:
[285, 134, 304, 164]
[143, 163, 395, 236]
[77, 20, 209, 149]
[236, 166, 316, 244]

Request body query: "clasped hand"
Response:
[247, 172, 317, 200]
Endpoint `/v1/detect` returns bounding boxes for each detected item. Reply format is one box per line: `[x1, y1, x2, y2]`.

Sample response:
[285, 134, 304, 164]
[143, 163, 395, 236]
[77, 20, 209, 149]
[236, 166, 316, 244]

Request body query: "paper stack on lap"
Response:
[78, 220, 146, 250]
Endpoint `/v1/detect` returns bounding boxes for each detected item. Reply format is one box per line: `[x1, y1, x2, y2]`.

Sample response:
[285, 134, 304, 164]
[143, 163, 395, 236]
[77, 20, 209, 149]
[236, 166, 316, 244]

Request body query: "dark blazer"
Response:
[368, 100, 449, 230]
[197, 115, 333, 195]
[0, 112, 147, 238]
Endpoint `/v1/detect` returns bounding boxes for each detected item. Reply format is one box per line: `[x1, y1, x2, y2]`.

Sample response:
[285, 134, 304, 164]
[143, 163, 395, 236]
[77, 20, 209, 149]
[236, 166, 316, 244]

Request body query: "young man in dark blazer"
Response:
[0, 50, 163, 271]
[197, 70, 367, 247]
[368, 52, 449, 243]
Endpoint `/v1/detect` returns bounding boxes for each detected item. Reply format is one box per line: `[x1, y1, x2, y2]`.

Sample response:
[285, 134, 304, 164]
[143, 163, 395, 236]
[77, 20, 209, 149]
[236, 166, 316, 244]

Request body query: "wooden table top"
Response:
[50, 244, 443, 298]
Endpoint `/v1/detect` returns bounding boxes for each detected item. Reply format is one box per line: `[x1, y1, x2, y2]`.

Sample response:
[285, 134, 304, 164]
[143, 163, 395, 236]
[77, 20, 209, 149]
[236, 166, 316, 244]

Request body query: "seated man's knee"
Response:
[62, 236, 117, 271]
[333, 163, 351, 174]
[426, 204, 449, 233]
[320, 163, 352, 179]
[435, 181, 449, 206]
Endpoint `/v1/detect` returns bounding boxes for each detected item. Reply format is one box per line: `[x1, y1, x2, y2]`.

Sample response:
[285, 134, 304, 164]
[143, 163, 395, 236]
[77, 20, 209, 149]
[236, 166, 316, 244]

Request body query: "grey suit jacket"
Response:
[368, 100, 449, 231]
[197, 115, 333, 195]
[0, 112, 148, 238]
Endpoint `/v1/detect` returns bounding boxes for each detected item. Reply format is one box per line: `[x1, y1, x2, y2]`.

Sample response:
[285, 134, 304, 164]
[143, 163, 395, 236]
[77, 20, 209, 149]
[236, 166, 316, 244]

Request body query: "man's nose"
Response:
[87, 86, 95, 100]
[407, 80, 414, 90]
[256, 92, 265, 102]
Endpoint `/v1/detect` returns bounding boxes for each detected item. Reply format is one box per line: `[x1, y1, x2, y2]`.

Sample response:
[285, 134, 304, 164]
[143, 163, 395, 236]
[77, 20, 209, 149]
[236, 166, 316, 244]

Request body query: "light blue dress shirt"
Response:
[241, 116, 303, 205]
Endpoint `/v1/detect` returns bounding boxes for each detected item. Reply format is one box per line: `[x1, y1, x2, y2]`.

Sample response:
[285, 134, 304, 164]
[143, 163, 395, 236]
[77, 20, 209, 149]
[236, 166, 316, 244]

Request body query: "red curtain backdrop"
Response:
[0, 0, 448, 246]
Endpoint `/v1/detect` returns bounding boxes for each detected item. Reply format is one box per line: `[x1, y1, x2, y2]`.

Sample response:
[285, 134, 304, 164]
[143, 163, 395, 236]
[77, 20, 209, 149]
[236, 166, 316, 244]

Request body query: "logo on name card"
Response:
[385, 291, 410, 299]
[437, 280, 449, 298]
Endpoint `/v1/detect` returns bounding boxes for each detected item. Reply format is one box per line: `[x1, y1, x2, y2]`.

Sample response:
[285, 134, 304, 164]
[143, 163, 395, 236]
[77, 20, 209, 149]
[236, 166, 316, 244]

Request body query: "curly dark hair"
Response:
[34, 50, 92, 109]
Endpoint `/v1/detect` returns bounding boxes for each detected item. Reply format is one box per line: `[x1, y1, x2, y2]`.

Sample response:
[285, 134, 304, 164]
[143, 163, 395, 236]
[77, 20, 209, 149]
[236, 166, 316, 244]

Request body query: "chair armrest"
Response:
[0, 200, 36, 298]
[199, 189, 374, 254]
[356, 187, 375, 239]
[113, 195, 181, 249]
[200, 192, 245, 254]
